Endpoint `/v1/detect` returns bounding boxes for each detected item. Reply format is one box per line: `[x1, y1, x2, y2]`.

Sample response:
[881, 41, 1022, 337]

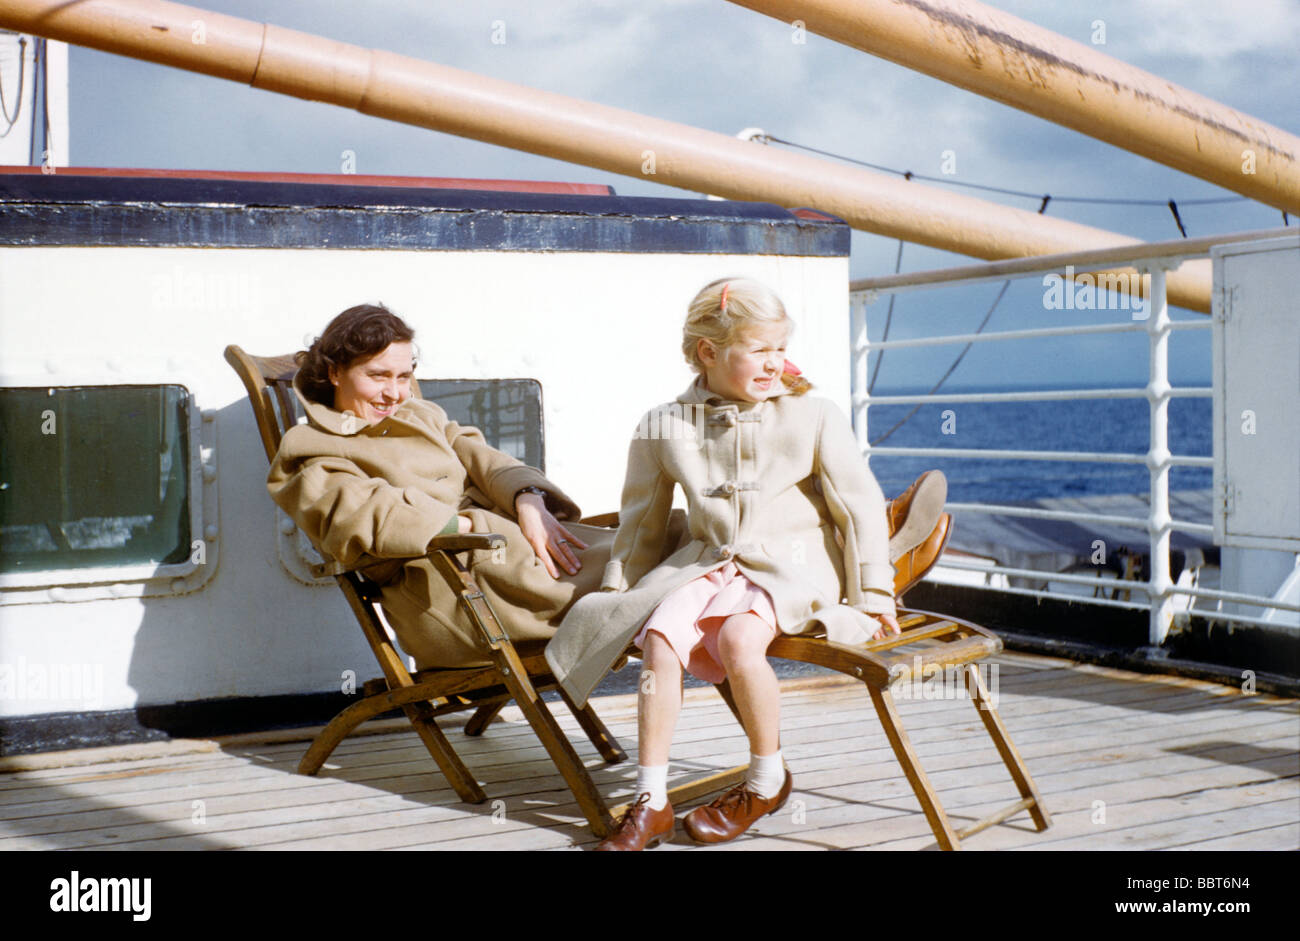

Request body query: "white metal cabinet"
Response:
[1212, 234, 1300, 552]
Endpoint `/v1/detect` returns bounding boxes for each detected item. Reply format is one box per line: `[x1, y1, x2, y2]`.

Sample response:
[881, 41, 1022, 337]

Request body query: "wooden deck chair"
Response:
[224, 345, 625, 838]
[626, 523, 1053, 851]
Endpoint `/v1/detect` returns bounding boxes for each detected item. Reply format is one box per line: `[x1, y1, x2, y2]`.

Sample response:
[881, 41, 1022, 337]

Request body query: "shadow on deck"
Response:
[1, 651, 1296, 852]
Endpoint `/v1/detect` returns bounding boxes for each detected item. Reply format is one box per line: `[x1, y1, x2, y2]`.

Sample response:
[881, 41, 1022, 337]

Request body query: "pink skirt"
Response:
[634, 562, 779, 684]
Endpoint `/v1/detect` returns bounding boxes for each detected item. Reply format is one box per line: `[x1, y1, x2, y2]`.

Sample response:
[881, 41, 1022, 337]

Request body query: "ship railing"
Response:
[849, 226, 1300, 646]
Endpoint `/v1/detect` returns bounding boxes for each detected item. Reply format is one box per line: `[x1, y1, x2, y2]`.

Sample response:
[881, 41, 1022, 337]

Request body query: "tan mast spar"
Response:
[729, 0, 1300, 214]
[0, 0, 1214, 310]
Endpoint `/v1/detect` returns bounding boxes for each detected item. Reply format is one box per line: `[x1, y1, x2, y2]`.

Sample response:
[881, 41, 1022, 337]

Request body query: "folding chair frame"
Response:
[614, 608, 1052, 850]
[224, 344, 623, 837]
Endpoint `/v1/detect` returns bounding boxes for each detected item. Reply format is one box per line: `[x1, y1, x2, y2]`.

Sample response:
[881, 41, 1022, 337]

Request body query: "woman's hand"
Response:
[868, 611, 902, 642]
[515, 491, 587, 578]
[457, 514, 472, 534]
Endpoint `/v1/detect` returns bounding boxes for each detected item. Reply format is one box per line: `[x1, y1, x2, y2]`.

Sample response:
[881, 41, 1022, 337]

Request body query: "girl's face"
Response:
[329, 341, 414, 423]
[699, 321, 790, 403]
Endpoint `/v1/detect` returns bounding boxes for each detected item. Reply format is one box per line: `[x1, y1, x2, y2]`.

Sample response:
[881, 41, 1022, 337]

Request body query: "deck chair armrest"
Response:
[427, 533, 506, 552]
[310, 559, 368, 578]
[308, 533, 507, 578]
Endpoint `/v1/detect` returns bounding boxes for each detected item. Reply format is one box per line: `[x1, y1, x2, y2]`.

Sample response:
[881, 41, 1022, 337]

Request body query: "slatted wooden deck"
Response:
[1, 650, 1296, 851]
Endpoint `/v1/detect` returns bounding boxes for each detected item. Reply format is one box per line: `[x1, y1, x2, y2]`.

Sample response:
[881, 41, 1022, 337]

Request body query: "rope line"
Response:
[0, 35, 28, 137]
[761, 133, 1250, 209]
[867, 238, 905, 395]
[868, 279, 1011, 447]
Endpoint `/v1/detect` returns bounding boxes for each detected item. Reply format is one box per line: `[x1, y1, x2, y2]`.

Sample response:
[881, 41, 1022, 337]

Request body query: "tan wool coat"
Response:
[545, 377, 897, 706]
[266, 375, 613, 669]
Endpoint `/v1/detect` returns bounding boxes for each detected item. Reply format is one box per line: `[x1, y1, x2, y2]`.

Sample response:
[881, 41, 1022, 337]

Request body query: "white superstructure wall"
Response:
[0, 240, 849, 719]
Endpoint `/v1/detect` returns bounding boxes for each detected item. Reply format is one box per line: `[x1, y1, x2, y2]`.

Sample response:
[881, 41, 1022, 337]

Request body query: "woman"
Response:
[266, 303, 617, 669]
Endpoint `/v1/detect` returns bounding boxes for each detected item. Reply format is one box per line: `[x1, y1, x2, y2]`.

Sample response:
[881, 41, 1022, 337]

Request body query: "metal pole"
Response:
[1145, 266, 1174, 645]
[851, 292, 870, 451]
[0, 0, 1215, 311]
[729, 0, 1300, 213]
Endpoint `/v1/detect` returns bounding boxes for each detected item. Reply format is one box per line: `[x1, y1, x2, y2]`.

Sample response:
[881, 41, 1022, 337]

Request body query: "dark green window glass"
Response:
[417, 379, 545, 471]
[0, 386, 192, 573]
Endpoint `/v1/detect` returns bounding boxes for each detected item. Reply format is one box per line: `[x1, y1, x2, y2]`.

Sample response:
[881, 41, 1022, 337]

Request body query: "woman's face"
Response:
[329, 341, 414, 424]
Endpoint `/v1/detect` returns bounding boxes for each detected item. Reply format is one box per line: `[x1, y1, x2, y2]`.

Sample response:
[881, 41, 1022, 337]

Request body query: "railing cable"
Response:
[762, 132, 1251, 210]
[867, 238, 905, 395]
[868, 279, 1010, 446]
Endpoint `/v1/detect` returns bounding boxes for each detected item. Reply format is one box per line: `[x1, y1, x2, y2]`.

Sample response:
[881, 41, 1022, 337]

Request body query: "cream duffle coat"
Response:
[546, 378, 897, 706]
[266, 376, 612, 669]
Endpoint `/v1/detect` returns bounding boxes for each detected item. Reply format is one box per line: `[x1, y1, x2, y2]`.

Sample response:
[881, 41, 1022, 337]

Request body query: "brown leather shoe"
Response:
[893, 511, 952, 598]
[886, 470, 947, 561]
[682, 771, 793, 844]
[593, 793, 674, 851]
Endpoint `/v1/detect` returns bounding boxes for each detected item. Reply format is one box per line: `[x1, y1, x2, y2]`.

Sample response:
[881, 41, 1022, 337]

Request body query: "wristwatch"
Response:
[515, 485, 547, 502]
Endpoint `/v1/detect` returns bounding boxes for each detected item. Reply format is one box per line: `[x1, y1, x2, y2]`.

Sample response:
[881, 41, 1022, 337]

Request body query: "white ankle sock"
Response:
[636, 764, 669, 810]
[746, 751, 785, 799]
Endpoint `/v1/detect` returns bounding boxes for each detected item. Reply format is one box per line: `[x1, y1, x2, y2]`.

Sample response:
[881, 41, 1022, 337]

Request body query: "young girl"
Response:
[545, 277, 903, 850]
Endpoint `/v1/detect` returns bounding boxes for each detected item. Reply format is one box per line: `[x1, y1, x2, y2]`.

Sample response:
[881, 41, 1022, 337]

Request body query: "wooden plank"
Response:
[0, 686, 1286, 832]
[12, 743, 1289, 852]
[1168, 822, 1299, 851]
[850, 759, 1298, 851]
[669, 731, 1300, 851]
[768, 723, 1298, 834]
[0, 681, 1284, 826]
[0, 727, 1206, 852]
[0, 649, 1242, 790]
[660, 727, 1300, 852]
[1023, 796, 1300, 851]
[0, 653, 1292, 852]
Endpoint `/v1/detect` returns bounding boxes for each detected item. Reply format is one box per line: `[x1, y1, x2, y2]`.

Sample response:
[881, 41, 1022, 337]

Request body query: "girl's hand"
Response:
[515, 492, 587, 578]
[457, 514, 472, 534]
[869, 612, 902, 642]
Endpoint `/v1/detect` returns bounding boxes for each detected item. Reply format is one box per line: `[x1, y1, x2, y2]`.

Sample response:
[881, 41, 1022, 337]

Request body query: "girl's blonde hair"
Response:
[682, 277, 811, 394]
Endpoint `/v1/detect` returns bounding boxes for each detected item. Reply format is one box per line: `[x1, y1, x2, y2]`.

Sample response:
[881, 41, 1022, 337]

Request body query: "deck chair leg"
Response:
[714, 678, 784, 753]
[299, 687, 419, 775]
[497, 663, 615, 838]
[714, 679, 745, 728]
[964, 664, 1051, 832]
[402, 700, 488, 804]
[433, 551, 614, 836]
[464, 700, 507, 736]
[867, 685, 962, 851]
[557, 684, 627, 764]
[299, 706, 376, 776]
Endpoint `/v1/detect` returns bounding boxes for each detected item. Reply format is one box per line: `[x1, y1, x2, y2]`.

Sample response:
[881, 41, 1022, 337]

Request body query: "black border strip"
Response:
[0, 174, 849, 255]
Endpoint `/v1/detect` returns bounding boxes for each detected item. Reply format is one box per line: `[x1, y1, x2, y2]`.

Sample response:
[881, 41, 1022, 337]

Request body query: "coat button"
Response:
[715, 545, 734, 561]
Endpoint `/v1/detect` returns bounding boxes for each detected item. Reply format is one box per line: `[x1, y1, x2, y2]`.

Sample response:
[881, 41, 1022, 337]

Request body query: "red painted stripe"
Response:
[791, 208, 838, 221]
[0, 165, 613, 195]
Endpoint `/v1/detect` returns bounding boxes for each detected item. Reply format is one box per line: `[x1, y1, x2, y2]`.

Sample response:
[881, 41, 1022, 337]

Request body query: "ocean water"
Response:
[864, 393, 1212, 505]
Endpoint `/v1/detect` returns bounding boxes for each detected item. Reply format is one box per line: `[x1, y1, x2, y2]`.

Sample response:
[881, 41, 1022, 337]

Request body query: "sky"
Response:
[59, 0, 1300, 391]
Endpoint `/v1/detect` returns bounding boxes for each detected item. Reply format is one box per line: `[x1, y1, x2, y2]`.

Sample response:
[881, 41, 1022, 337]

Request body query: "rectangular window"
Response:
[417, 379, 545, 471]
[0, 385, 192, 574]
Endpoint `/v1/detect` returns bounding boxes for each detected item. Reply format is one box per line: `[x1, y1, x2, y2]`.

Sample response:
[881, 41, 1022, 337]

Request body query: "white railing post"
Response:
[851, 291, 871, 453]
[1144, 265, 1175, 645]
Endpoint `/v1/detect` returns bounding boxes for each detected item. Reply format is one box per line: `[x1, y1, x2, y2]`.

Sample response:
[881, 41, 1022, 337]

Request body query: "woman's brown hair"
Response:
[296, 303, 416, 405]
